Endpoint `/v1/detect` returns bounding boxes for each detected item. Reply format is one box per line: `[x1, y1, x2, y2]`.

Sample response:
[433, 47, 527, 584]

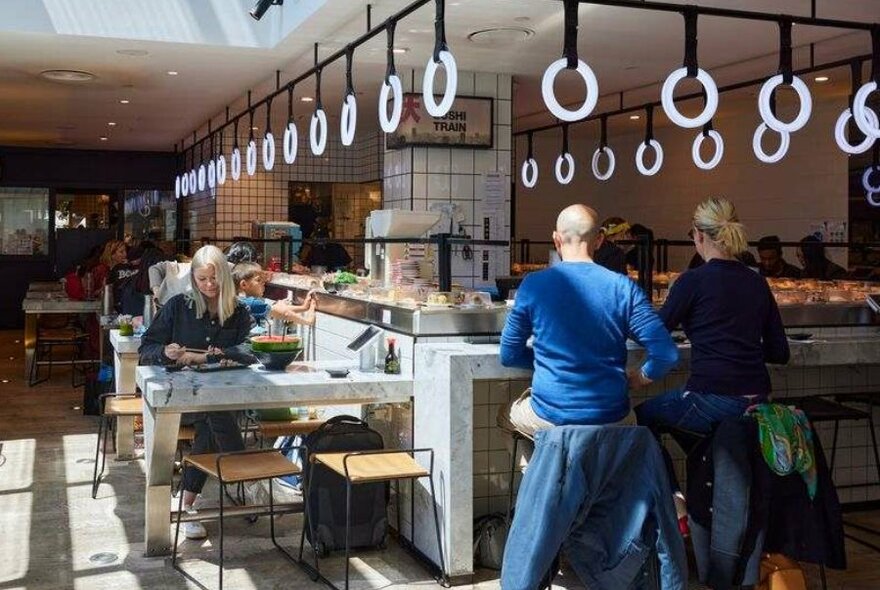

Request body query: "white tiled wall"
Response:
[514, 92, 850, 269]
[383, 70, 513, 289]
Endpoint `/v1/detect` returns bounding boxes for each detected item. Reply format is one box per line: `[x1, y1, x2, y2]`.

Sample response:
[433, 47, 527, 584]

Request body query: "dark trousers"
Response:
[181, 411, 245, 494]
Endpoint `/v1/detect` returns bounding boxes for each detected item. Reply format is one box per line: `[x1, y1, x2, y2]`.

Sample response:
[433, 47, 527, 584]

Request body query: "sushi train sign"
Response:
[387, 94, 493, 149]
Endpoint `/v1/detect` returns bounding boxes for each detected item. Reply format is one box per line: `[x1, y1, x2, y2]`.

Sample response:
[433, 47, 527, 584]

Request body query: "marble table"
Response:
[22, 297, 102, 378]
[27, 281, 63, 293]
[136, 361, 413, 557]
[109, 330, 141, 459]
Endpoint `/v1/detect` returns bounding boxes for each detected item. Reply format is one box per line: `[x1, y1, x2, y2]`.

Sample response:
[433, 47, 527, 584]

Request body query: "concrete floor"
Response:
[2, 330, 880, 589]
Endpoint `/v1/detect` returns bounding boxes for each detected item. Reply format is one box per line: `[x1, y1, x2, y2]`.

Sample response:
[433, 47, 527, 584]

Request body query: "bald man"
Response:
[499, 205, 678, 436]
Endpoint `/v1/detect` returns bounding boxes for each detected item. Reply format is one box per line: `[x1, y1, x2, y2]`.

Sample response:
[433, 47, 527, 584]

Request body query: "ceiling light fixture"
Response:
[39, 69, 95, 83]
[167, 71, 179, 76]
[249, 0, 283, 21]
[467, 28, 534, 45]
[629, 115, 641, 120]
[392, 47, 409, 54]
[108, 122, 117, 127]
[119, 99, 130, 104]
[814, 75, 830, 82]
[300, 96, 314, 102]
[99, 136, 108, 141]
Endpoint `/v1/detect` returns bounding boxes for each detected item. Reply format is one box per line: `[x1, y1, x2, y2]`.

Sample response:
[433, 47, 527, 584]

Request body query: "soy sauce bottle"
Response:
[384, 338, 400, 375]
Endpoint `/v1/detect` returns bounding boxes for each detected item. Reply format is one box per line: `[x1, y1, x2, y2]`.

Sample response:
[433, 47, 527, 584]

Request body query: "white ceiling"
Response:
[0, 0, 876, 151]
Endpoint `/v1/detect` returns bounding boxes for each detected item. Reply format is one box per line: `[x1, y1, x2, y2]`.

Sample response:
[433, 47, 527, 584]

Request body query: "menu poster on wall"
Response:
[482, 171, 508, 283]
[386, 94, 493, 149]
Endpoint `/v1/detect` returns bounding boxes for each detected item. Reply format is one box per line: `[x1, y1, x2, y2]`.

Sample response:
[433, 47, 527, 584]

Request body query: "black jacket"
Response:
[594, 241, 626, 275]
[687, 417, 845, 590]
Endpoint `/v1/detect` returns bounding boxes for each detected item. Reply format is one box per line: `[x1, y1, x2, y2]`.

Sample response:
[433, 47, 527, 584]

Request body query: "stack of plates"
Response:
[391, 259, 421, 285]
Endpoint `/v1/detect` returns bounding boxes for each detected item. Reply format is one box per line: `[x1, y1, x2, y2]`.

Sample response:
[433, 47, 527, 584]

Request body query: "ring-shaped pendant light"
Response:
[197, 164, 206, 191]
[542, 58, 599, 123]
[758, 74, 812, 134]
[310, 109, 328, 156]
[867, 191, 880, 207]
[341, 94, 357, 147]
[692, 129, 724, 170]
[424, 50, 458, 117]
[175, 175, 181, 199]
[853, 81, 880, 139]
[423, 1, 457, 117]
[521, 158, 538, 188]
[752, 123, 790, 164]
[591, 147, 615, 181]
[379, 75, 403, 133]
[635, 140, 664, 176]
[262, 132, 276, 170]
[835, 107, 877, 155]
[864, 165, 880, 193]
[283, 121, 298, 164]
[662, 68, 719, 129]
[207, 159, 216, 189]
[555, 153, 575, 184]
[217, 154, 227, 185]
[231, 147, 242, 181]
[188, 169, 197, 192]
[246, 140, 257, 176]
[180, 172, 189, 197]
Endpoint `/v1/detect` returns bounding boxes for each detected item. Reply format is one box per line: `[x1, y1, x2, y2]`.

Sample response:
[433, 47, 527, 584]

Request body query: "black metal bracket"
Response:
[600, 114, 608, 147]
[432, 0, 448, 62]
[683, 7, 699, 77]
[562, 0, 579, 69]
[778, 18, 794, 84]
[344, 45, 356, 96]
[644, 104, 654, 143]
[314, 68, 323, 110]
[385, 18, 398, 82]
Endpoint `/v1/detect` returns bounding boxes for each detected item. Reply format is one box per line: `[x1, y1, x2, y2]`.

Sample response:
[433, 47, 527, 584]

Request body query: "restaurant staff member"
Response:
[757, 235, 802, 278]
[797, 234, 848, 280]
[593, 217, 629, 274]
[139, 245, 255, 540]
[636, 198, 790, 534]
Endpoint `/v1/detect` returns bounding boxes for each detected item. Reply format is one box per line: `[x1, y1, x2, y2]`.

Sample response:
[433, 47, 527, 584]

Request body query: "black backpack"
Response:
[302, 415, 388, 556]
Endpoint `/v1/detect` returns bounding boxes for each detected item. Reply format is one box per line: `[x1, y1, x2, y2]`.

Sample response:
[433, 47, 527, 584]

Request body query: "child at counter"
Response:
[233, 262, 316, 332]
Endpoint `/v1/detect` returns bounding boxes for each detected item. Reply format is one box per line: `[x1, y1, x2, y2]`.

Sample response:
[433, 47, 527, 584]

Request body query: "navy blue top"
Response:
[501, 262, 678, 425]
[660, 259, 789, 397]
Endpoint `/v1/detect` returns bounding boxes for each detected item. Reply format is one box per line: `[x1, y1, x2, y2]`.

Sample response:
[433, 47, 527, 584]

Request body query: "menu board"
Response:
[386, 94, 493, 149]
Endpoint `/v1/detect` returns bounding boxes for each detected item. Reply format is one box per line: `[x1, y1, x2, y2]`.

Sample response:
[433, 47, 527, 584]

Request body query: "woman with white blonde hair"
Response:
[139, 245, 255, 540]
[635, 197, 790, 543]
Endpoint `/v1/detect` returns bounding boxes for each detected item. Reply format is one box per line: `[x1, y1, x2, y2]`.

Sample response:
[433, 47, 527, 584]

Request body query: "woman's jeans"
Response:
[181, 411, 245, 494]
[635, 390, 756, 492]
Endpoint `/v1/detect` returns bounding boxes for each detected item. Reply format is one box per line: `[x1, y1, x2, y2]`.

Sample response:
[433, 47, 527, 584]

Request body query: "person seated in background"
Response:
[149, 256, 192, 306]
[226, 240, 260, 264]
[593, 217, 629, 274]
[233, 262, 316, 331]
[109, 244, 143, 314]
[757, 235, 802, 278]
[92, 240, 128, 298]
[798, 234, 848, 280]
[625, 223, 655, 272]
[499, 204, 678, 440]
[299, 223, 353, 272]
[64, 245, 103, 300]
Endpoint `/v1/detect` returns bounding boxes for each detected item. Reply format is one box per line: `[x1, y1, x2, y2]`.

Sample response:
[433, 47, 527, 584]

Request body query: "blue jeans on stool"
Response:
[635, 389, 756, 492]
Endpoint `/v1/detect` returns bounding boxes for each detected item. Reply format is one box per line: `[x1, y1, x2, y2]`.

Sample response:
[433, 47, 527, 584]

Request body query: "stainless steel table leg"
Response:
[24, 313, 37, 379]
[116, 416, 136, 461]
[143, 403, 181, 557]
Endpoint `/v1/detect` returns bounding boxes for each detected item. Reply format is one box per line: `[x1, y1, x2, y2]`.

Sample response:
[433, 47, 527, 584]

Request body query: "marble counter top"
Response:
[136, 360, 413, 413]
[22, 298, 102, 313]
[109, 329, 141, 354]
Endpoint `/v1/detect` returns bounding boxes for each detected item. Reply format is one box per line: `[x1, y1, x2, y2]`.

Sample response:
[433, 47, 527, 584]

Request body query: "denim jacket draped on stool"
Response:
[501, 426, 687, 590]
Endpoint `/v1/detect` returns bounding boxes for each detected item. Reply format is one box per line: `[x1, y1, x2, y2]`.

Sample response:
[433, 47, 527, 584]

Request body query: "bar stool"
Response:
[91, 393, 196, 499]
[29, 316, 90, 387]
[307, 449, 447, 590]
[172, 447, 309, 590]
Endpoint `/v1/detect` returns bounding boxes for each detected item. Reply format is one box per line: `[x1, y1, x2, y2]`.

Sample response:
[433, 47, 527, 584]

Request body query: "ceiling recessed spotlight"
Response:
[116, 49, 149, 57]
[251, 126, 259, 131]
[108, 122, 117, 127]
[629, 114, 641, 120]
[814, 75, 830, 83]
[1, 379, 9, 384]
[39, 69, 96, 83]
[300, 96, 314, 102]
[99, 136, 108, 141]
[392, 47, 409, 54]
[119, 99, 130, 104]
[167, 71, 179, 76]
[467, 27, 534, 45]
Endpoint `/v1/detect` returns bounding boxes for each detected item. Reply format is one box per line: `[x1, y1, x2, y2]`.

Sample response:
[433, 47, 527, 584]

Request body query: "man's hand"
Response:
[627, 368, 653, 390]
[178, 352, 207, 366]
[164, 343, 185, 361]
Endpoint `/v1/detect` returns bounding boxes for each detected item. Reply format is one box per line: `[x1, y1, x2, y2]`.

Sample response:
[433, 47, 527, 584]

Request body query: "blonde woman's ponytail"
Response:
[714, 221, 748, 257]
[693, 197, 748, 257]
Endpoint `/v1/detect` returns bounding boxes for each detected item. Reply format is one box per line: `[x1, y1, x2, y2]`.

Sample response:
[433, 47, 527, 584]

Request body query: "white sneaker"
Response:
[182, 520, 208, 540]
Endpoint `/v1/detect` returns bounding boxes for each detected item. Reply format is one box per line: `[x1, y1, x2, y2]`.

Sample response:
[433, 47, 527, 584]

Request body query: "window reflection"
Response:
[0, 188, 50, 256]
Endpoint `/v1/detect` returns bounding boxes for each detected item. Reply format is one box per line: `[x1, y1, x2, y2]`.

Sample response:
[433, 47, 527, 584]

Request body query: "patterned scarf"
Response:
[750, 403, 818, 500]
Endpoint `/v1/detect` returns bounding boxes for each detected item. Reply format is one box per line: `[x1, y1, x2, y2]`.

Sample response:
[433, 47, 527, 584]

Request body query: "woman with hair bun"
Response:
[635, 197, 790, 530]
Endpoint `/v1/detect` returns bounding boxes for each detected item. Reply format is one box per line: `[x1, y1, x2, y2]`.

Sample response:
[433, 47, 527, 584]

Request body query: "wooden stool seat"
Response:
[178, 425, 196, 441]
[258, 419, 324, 438]
[37, 328, 85, 341]
[312, 452, 429, 483]
[185, 451, 301, 483]
[104, 396, 143, 416]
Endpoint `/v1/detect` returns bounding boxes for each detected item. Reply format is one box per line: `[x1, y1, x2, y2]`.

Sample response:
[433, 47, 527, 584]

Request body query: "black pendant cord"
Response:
[232, 119, 240, 150]
[432, 0, 448, 62]
[562, 0, 579, 69]
[208, 122, 214, 158]
[385, 18, 398, 82]
[778, 19, 794, 84]
[701, 90, 714, 136]
[561, 123, 570, 154]
[191, 132, 197, 168]
[247, 90, 255, 143]
[599, 114, 609, 147]
[199, 137, 204, 165]
[265, 97, 273, 135]
[874, 143, 879, 169]
[526, 131, 534, 160]
[682, 7, 699, 77]
[849, 59, 862, 112]
[344, 45, 356, 97]
[314, 68, 323, 111]
[644, 104, 655, 144]
[287, 84, 295, 123]
[872, 26, 880, 84]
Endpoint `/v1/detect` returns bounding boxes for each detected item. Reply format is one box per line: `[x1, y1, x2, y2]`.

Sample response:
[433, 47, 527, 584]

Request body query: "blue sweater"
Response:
[659, 259, 789, 397]
[501, 262, 678, 425]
